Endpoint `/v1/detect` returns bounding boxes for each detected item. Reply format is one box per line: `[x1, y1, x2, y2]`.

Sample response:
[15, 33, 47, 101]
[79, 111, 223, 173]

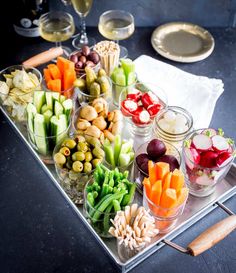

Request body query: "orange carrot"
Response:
[150, 180, 162, 206]
[63, 69, 76, 92]
[47, 79, 61, 93]
[170, 169, 184, 194]
[176, 187, 189, 206]
[47, 64, 61, 80]
[44, 68, 52, 83]
[143, 177, 151, 199]
[148, 161, 158, 185]
[155, 162, 170, 180]
[160, 188, 177, 208]
[162, 172, 172, 191]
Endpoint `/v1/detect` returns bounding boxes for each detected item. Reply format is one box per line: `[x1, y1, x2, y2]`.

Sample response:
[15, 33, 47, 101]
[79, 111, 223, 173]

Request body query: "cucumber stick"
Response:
[33, 91, 46, 113]
[114, 135, 121, 166]
[50, 114, 67, 144]
[26, 103, 37, 144]
[45, 92, 53, 110]
[120, 58, 135, 80]
[62, 99, 73, 124]
[114, 72, 126, 104]
[34, 114, 48, 155]
[54, 101, 64, 116]
[41, 104, 49, 114]
[43, 109, 53, 132]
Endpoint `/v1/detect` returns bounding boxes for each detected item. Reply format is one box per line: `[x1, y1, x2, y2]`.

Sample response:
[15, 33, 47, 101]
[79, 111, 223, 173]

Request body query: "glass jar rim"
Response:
[154, 105, 194, 137]
[182, 128, 235, 171]
[42, 77, 74, 93]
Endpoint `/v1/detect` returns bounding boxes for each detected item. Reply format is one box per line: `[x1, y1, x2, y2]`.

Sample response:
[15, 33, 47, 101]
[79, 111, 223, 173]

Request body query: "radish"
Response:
[121, 99, 138, 116]
[192, 134, 212, 151]
[184, 147, 200, 170]
[202, 128, 217, 137]
[132, 110, 150, 125]
[199, 151, 218, 168]
[196, 173, 214, 186]
[216, 151, 232, 167]
[212, 135, 229, 152]
[147, 104, 161, 117]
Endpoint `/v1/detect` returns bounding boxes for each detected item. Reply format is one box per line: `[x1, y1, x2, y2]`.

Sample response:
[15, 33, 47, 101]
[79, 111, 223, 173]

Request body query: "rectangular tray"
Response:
[2, 106, 236, 273]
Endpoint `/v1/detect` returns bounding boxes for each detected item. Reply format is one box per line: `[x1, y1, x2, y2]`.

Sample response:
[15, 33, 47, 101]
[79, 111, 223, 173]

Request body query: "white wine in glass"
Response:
[39, 11, 75, 56]
[71, 0, 96, 49]
[98, 10, 135, 58]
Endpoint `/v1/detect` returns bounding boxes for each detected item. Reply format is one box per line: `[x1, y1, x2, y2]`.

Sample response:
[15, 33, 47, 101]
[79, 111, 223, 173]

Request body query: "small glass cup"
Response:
[143, 187, 188, 233]
[153, 106, 193, 151]
[53, 136, 94, 204]
[27, 117, 71, 164]
[76, 74, 112, 105]
[83, 179, 117, 238]
[112, 73, 137, 107]
[117, 238, 146, 262]
[0, 65, 42, 122]
[69, 49, 100, 77]
[182, 129, 235, 197]
[119, 82, 168, 137]
[134, 139, 181, 192]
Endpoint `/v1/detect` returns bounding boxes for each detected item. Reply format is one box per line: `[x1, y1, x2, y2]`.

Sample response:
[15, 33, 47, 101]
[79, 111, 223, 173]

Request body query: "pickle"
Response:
[98, 68, 107, 77]
[97, 76, 111, 96]
[89, 82, 101, 97]
[85, 67, 97, 88]
[74, 78, 86, 91]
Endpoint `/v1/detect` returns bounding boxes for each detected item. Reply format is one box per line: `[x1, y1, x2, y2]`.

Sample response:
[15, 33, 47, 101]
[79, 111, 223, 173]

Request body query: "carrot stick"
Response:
[148, 161, 158, 185]
[150, 180, 162, 206]
[160, 188, 177, 209]
[170, 169, 184, 194]
[162, 172, 172, 191]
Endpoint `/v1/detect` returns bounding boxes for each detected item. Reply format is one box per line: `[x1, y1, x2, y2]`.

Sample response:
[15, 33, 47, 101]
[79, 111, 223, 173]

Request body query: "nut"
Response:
[80, 105, 98, 121]
[92, 116, 107, 130]
[85, 125, 101, 139]
[76, 119, 91, 130]
[104, 129, 115, 142]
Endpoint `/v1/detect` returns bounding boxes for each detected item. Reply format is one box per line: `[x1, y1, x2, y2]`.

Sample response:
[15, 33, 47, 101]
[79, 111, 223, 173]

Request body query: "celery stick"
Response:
[114, 135, 122, 166]
[114, 72, 126, 104]
[104, 144, 115, 167]
[120, 58, 135, 83]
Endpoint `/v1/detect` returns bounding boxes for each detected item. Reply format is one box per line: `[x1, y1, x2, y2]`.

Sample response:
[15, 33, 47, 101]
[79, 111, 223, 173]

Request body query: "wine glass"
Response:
[71, 0, 96, 49]
[39, 11, 75, 56]
[98, 10, 135, 58]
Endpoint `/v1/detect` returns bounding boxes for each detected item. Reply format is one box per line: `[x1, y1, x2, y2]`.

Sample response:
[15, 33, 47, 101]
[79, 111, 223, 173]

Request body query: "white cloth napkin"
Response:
[134, 55, 224, 129]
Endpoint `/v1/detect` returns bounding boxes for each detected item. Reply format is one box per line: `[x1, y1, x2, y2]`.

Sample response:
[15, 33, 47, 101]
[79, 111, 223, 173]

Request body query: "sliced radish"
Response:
[216, 151, 233, 167]
[199, 151, 218, 168]
[202, 128, 217, 137]
[147, 104, 161, 117]
[192, 134, 212, 151]
[212, 135, 229, 152]
[196, 173, 214, 186]
[132, 110, 150, 125]
[184, 147, 200, 170]
[127, 89, 142, 102]
[121, 99, 138, 116]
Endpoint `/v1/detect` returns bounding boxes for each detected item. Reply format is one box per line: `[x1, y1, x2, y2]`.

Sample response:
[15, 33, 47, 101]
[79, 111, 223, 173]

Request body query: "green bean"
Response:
[103, 203, 114, 235]
[108, 172, 114, 187]
[87, 192, 95, 207]
[112, 199, 121, 212]
[121, 183, 136, 207]
[100, 184, 109, 198]
[92, 191, 126, 222]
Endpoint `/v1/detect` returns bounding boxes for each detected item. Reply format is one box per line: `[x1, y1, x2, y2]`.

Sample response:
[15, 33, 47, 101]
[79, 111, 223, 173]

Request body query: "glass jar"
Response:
[153, 106, 193, 151]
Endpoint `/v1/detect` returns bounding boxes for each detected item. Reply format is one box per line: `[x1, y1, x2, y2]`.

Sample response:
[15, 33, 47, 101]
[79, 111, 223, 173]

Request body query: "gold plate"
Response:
[151, 22, 215, 63]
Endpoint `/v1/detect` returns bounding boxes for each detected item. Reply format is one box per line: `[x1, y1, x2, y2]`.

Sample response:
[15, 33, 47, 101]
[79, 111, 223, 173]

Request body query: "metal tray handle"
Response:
[164, 202, 236, 256]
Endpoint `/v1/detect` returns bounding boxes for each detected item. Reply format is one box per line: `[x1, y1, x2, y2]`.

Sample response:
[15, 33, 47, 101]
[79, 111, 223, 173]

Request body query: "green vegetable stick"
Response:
[114, 135, 122, 166]
[112, 200, 121, 212]
[118, 153, 131, 167]
[92, 191, 126, 222]
[121, 183, 136, 207]
[104, 144, 115, 167]
[103, 203, 114, 234]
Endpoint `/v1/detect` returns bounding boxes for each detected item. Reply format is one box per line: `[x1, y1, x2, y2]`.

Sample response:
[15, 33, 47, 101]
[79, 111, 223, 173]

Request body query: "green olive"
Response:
[63, 139, 77, 149]
[92, 146, 105, 159]
[92, 158, 102, 168]
[77, 142, 88, 153]
[72, 151, 85, 161]
[54, 153, 66, 165]
[59, 147, 70, 156]
[66, 158, 73, 169]
[85, 151, 93, 162]
[72, 161, 83, 172]
[84, 162, 92, 173]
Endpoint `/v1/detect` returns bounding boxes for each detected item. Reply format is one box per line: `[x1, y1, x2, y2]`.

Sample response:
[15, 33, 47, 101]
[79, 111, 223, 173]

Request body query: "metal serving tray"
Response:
[2, 107, 236, 273]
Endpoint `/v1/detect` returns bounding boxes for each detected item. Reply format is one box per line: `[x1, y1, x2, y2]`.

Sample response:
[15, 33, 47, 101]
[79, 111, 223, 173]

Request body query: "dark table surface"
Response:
[1, 27, 236, 273]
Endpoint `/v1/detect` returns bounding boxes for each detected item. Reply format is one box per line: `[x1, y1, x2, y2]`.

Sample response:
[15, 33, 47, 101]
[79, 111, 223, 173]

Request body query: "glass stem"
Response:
[55, 41, 62, 48]
[80, 15, 88, 44]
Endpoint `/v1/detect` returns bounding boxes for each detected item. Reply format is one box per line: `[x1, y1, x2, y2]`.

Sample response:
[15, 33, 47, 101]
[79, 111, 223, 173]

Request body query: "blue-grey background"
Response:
[51, 0, 236, 27]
